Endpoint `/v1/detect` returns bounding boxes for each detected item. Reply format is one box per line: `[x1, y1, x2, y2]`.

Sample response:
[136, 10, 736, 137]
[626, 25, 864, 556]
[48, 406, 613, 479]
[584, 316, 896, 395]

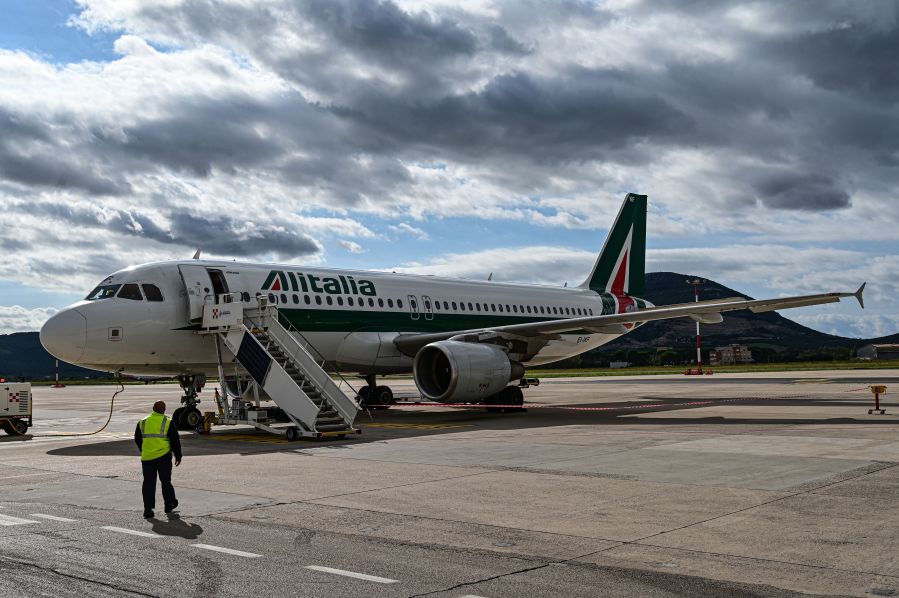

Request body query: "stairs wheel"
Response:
[285, 427, 300, 442]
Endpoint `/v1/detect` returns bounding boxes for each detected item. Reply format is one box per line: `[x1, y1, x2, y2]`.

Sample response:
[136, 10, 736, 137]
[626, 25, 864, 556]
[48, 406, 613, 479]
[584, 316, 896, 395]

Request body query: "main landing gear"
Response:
[356, 374, 394, 410]
[485, 385, 525, 413]
[172, 374, 206, 432]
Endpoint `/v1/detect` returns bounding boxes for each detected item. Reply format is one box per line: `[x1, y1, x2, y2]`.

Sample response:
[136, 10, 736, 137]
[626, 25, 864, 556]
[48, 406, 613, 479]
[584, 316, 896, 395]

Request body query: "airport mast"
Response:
[686, 278, 705, 372]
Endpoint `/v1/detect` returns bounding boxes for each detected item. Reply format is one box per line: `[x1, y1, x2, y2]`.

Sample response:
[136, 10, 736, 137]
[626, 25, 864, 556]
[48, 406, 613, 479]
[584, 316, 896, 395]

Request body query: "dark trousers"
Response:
[141, 453, 177, 510]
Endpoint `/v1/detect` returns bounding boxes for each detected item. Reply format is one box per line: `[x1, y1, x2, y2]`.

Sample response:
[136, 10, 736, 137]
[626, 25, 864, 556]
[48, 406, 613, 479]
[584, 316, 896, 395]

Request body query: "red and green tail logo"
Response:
[580, 193, 646, 296]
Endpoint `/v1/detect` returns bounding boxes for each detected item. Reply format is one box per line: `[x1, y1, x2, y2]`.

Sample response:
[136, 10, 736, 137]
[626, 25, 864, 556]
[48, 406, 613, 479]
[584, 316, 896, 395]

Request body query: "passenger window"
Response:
[368, 298, 375, 307]
[452, 302, 457, 309]
[378, 298, 384, 307]
[498, 304, 504, 312]
[304, 295, 311, 305]
[491, 304, 496, 311]
[326, 296, 333, 305]
[118, 283, 143, 300]
[348, 297, 354, 307]
[424, 299, 430, 309]
[293, 294, 299, 304]
[443, 301, 449, 310]
[460, 303, 466, 311]
[315, 296, 322, 305]
[141, 284, 163, 302]
[475, 303, 480, 311]
[281, 293, 287, 304]
[337, 296, 343, 306]
[398, 299, 403, 308]
[388, 298, 394, 308]
[468, 302, 473, 311]
[526, 306, 531, 313]
[589, 308, 593, 315]
[512, 305, 518, 313]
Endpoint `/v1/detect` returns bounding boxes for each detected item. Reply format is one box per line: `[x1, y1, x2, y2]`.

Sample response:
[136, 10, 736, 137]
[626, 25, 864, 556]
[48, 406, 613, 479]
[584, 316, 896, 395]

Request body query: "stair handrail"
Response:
[244, 303, 359, 426]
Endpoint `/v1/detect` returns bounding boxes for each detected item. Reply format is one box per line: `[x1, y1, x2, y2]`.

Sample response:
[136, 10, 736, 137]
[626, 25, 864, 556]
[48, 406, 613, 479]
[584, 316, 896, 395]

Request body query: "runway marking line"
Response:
[30, 514, 77, 522]
[191, 544, 262, 558]
[0, 514, 39, 526]
[102, 526, 160, 538]
[305, 565, 399, 584]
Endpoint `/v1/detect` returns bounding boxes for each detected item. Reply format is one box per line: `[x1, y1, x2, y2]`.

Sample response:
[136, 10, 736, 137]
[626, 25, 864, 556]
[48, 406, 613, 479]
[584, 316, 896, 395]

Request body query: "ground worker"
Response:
[134, 401, 182, 518]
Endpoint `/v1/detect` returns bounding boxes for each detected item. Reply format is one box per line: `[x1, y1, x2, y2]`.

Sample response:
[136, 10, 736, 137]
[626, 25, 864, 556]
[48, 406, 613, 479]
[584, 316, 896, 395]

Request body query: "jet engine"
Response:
[413, 340, 525, 403]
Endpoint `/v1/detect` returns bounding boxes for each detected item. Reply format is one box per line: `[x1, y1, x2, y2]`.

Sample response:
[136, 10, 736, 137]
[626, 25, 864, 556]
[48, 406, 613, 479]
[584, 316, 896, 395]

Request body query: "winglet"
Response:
[855, 282, 866, 309]
[192, 249, 202, 260]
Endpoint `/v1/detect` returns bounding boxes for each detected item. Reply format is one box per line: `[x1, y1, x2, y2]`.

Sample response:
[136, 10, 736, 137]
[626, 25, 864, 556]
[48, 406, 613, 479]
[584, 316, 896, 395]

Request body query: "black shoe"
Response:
[164, 500, 178, 513]
[143, 509, 154, 518]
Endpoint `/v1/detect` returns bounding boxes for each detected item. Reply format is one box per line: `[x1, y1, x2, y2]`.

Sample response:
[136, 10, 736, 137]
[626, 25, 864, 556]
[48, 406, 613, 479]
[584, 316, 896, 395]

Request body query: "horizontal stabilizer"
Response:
[855, 282, 866, 309]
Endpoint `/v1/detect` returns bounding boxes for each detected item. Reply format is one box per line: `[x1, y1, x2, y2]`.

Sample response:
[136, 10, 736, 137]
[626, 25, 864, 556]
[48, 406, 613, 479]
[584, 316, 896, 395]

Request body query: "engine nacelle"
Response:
[413, 340, 525, 403]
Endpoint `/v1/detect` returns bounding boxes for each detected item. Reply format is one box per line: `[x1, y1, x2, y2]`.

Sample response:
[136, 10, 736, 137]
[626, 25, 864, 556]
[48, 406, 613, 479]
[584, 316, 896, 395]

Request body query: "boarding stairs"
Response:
[200, 295, 359, 439]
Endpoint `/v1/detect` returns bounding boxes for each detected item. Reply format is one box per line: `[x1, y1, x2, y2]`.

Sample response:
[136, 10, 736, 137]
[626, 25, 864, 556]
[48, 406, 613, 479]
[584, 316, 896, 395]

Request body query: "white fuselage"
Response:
[40, 260, 649, 376]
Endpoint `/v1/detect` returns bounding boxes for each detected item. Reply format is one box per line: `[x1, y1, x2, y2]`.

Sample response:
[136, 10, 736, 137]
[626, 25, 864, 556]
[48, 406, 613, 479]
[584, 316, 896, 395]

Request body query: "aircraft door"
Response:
[421, 295, 434, 321]
[407, 295, 420, 320]
[178, 265, 213, 323]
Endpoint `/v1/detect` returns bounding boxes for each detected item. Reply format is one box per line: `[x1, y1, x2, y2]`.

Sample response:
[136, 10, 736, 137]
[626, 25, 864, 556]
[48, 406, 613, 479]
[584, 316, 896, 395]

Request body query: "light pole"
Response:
[686, 278, 705, 373]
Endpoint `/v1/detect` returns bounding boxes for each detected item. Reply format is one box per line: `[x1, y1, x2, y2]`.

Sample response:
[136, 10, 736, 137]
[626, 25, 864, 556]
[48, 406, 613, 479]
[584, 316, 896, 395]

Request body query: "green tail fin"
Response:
[579, 193, 647, 296]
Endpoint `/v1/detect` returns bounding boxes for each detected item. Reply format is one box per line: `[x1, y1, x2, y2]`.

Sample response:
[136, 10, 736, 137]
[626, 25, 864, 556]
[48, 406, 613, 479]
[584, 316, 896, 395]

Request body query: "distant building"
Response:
[709, 344, 753, 365]
[857, 344, 899, 361]
[609, 361, 630, 369]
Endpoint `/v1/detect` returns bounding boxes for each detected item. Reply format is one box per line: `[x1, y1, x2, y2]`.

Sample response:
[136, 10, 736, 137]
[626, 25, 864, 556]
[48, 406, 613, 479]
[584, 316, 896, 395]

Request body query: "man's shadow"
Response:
[150, 513, 203, 539]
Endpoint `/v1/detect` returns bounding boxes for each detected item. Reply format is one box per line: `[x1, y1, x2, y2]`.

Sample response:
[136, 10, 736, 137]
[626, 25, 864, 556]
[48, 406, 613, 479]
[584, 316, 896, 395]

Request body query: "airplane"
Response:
[40, 193, 865, 430]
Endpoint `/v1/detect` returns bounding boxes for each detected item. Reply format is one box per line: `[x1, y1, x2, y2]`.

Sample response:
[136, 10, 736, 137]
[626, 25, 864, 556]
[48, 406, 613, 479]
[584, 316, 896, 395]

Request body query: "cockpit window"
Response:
[117, 283, 143, 300]
[85, 284, 121, 300]
[142, 284, 164, 301]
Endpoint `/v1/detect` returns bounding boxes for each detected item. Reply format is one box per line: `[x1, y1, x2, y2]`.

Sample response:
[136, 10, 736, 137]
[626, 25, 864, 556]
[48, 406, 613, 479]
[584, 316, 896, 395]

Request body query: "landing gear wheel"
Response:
[486, 386, 525, 413]
[285, 427, 300, 442]
[172, 407, 186, 430]
[357, 386, 372, 409]
[180, 407, 202, 430]
[373, 385, 393, 409]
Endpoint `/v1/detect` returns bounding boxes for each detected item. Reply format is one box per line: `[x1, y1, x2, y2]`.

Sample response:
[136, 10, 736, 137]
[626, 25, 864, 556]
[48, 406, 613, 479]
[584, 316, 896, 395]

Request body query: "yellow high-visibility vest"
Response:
[140, 413, 171, 461]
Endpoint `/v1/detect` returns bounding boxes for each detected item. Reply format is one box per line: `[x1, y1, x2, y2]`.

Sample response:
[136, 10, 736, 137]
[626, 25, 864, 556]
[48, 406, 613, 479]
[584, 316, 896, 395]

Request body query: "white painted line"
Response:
[0, 514, 39, 526]
[305, 565, 399, 584]
[191, 544, 262, 558]
[459, 595, 490, 597]
[30, 514, 77, 522]
[102, 526, 160, 538]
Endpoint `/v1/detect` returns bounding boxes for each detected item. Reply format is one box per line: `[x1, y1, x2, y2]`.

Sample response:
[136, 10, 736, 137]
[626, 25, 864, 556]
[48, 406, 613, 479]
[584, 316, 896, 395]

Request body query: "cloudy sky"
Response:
[1, 0, 896, 337]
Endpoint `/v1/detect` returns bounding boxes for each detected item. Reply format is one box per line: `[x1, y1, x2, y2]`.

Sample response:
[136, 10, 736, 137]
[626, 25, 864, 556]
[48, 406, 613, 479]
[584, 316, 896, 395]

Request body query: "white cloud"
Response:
[0, 305, 58, 334]
[338, 240, 365, 253]
[389, 222, 429, 239]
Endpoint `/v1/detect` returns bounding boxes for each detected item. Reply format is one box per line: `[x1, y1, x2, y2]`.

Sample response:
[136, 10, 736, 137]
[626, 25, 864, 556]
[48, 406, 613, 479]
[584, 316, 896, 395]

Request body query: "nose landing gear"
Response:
[172, 374, 206, 432]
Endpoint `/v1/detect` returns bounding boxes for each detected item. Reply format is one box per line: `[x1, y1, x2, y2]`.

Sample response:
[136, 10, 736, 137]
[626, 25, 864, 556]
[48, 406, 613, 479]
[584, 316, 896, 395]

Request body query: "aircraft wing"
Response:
[393, 284, 866, 356]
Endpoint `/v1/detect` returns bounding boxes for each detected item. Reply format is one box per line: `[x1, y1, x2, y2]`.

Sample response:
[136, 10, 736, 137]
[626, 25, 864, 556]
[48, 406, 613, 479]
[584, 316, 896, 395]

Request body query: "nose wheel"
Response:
[174, 374, 206, 431]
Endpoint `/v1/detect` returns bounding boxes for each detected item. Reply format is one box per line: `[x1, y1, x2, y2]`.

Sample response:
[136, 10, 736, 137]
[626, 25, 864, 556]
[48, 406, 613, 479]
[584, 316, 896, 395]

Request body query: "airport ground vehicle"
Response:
[1, 382, 31, 435]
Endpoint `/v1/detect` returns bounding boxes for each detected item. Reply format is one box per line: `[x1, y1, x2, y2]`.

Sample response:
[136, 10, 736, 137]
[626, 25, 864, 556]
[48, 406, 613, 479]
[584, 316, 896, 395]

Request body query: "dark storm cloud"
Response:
[26, 202, 319, 258]
[752, 173, 851, 211]
[772, 23, 899, 100]
[5, 0, 896, 221]
[168, 213, 320, 258]
[340, 69, 694, 162]
[0, 110, 129, 196]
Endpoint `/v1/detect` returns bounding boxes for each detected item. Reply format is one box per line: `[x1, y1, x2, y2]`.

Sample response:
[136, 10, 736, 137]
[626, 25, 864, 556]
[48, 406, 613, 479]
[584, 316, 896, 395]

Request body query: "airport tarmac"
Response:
[2, 370, 899, 597]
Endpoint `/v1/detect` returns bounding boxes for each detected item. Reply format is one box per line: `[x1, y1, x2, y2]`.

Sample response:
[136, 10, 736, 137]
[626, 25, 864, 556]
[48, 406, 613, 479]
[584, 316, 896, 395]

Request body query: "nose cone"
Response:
[40, 309, 87, 364]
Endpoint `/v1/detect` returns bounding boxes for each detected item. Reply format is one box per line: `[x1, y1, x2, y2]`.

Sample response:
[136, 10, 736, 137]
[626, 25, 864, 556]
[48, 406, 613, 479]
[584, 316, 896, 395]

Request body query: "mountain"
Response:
[1, 272, 893, 378]
[0, 332, 99, 380]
